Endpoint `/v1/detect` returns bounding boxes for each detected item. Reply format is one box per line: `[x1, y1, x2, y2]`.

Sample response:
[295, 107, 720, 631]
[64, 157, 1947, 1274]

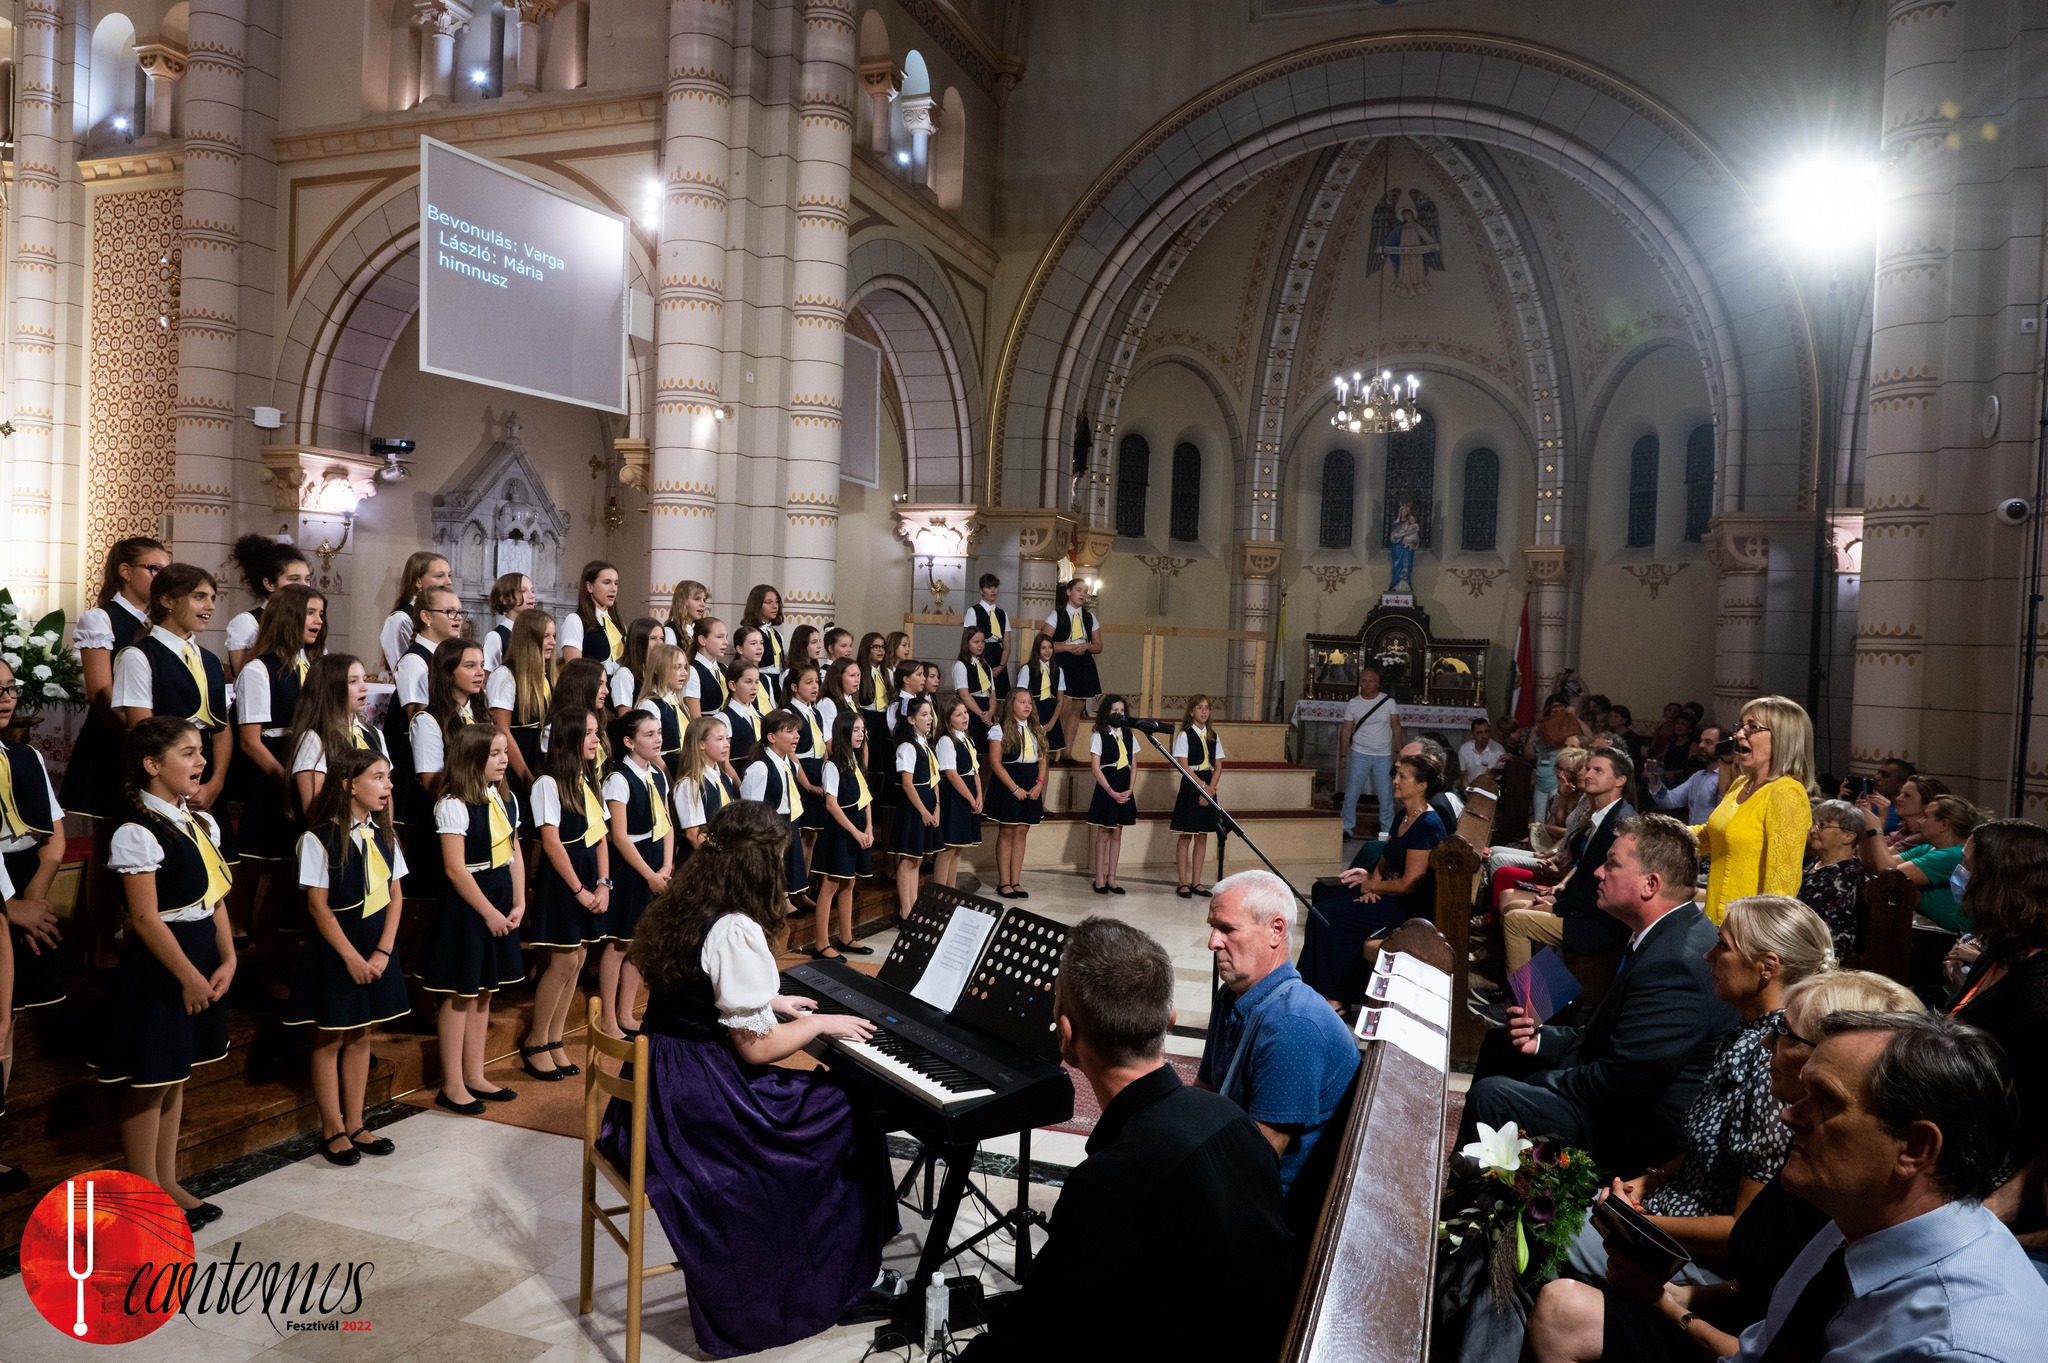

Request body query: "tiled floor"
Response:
[0, 864, 1404, 1362]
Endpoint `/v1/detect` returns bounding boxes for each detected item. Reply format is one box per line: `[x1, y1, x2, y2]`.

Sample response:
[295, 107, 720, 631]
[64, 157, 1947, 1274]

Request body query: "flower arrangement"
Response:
[1437, 1123, 1601, 1316]
[0, 589, 87, 716]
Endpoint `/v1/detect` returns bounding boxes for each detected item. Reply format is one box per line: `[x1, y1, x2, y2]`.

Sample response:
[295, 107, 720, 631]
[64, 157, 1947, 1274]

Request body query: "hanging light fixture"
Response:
[1331, 148, 1421, 435]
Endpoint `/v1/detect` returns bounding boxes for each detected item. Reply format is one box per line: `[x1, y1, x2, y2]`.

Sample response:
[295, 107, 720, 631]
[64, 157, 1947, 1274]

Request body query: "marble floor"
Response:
[0, 864, 1392, 1362]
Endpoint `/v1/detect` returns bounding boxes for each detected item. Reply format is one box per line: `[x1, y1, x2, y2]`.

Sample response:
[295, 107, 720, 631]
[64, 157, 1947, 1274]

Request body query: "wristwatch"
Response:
[1674, 1310, 1695, 1336]
[596, 877, 614, 888]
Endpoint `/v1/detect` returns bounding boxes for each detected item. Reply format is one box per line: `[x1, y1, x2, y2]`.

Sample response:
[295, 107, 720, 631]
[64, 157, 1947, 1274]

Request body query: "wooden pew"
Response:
[1857, 867, 1919, 987]
[1430, 834, 1485, 1063]
[1283, 919, 1452, 1363]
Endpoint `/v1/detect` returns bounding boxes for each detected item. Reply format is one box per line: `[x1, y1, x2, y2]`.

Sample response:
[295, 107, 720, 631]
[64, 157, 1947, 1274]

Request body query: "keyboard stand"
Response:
[893, 1127, 1051, 1307]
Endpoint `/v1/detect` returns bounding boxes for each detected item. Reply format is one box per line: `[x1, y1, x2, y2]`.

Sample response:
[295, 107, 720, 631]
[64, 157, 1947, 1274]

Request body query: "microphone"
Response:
[1124, 716, 1172, 735]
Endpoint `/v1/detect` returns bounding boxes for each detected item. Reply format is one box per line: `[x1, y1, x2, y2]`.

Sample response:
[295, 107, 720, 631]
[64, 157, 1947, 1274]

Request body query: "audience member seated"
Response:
[1348, 741, 1463, 877]
[1526, 970, 1922, 1362]
[1727, 1011, 2048, 1360]
[1483, 746, 1590, 908]
[1696, 695, 1817, 925]
[963, 916, 1293, 1362]
[1496, 749, 1635, 978]
[1301, 753, 1447, 1009]
[1859, 772, 1948, 853]
[1646, 724, 1729, 826]
[1529, 698, 1589, 823]
[1196, 870, 1360, 1229]
[1836, 757, 1915, 838]
[1569, 896, 1835, 1277]
[1461, 814, 1738, 1176]
[1799, 800, 1867, 959]
[1858, 793, 1980, 934]
[1460, 716, 1507, 787]
[1948, 820, 2048, 1279]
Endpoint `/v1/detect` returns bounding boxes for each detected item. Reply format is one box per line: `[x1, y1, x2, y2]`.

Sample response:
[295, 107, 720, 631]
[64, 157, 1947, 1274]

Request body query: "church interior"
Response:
[0, 0, 2044, 1358]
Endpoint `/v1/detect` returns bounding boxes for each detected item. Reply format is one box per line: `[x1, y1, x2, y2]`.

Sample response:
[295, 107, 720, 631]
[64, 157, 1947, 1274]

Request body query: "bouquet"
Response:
[0, 589, 86, 715]
[1436, 1123, 1600, 1330]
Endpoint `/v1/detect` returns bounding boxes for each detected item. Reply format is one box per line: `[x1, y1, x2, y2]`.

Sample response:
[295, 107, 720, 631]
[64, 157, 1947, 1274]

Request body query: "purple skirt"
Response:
[599, 1031, 895, 1358]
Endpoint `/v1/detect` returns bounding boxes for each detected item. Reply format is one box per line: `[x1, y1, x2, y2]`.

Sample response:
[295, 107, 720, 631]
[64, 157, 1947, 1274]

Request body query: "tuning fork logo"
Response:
[66, 1178, 96, 1336]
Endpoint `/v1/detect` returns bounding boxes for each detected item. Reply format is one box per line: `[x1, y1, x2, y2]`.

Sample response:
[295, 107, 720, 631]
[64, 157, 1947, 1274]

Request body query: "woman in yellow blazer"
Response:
[1693, 694, 1817, 924]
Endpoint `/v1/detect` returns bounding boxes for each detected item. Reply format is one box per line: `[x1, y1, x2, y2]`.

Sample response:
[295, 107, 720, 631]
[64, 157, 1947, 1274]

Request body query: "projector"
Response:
[371, 436, 416, 483]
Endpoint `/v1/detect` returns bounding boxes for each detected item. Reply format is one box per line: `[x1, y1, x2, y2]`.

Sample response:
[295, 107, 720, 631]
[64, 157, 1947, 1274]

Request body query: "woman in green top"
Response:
[1859, 793, 1982, 932]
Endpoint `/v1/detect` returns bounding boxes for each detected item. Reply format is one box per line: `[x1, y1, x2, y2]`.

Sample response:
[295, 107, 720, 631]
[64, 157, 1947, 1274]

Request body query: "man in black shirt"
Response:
[964, 917, 1294, 1361]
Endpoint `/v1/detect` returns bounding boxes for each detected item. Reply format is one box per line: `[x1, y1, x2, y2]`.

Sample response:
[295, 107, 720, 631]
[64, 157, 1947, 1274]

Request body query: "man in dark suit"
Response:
[1496, 749, 1636, 985]
[963, 917, 1294, 1361]
[1461, 813, 1737, 1176]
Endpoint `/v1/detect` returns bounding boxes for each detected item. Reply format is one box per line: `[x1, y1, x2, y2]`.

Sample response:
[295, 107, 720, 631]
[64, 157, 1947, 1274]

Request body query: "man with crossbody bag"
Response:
[1337, 665, 1403, 841]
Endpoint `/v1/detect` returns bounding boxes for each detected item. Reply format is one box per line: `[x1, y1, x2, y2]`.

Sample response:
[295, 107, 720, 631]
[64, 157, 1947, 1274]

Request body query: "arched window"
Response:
[1627, 434, 1659, 548]
[1169, 442, 1202, 543]
[1115, 434, 1150, 539]
[1461, 448, 1500, 552]
[1319, 449, 1355, 549]
[1382, 410, 1436, 548]
[1684, 423, 1715, 541]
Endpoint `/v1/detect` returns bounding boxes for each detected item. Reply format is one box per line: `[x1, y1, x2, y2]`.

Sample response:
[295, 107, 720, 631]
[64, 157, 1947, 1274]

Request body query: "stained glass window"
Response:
[1170, 442, 1201, 542]
[1684, 423, 1715, 542]
[1115, 433, 1149, 539]
[1627, 434, 1659, 548]
[1319, 449, 1355, 549]
[1461, 447, 1499, 552]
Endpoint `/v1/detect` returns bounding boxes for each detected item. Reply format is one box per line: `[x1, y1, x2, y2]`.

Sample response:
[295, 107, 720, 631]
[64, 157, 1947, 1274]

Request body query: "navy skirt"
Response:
[1031, 693, 1066, 751]
[1087, 765, 1138, 827]
[95, 915, 230, 1087]
[892, 790, 943, 858]
[796, 757, 828, 831]
[236, 735, 302, 860]
[416, 867, 526, 996]
[604, 837, 668, 941]
[940, 775, 983, 848]
[7, 844, 64, 1009]
[1061, 651, 1101, 698]
[1171, 776, 1220, 834]
[283, 904, 410, 1030]
[986, 760, 1045, 826]
[525, 835, 606, 949]
[61, 713, 128, 821]
[404, 816, 449, 905]
[813, 805, 873, 880]
[598, 1031, 894, 1359]
[779, 817, 809, 894]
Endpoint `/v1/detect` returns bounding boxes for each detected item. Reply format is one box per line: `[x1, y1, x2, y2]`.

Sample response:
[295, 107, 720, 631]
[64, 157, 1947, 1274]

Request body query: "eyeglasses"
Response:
[1735, 719, 1771, 735]
[0, 685, 20, 699]
[426, 607, 466, 619]
[1766, 1014, 1815, 1049]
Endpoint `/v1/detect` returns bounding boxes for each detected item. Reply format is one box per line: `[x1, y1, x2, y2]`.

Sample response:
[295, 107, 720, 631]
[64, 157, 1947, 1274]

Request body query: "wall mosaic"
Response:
[86, 187, 182, 567]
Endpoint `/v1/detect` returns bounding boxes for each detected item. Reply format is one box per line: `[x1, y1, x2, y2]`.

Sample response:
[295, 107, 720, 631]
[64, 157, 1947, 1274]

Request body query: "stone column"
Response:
[1229, 541, 1284, 721]
[509, 0, 555, 94]
[170, 0, 246, 587]
[1522, 545, 1574, 699]
[136, 42, 188, 140]
[1010, 510, 1074, 642]
[648, 0, 734, 618]
[7, 0, 59, 613]
[1705, 520, 1771, 727]
[780, 0, 856, 629]
[899, 93, 935, 185]
[412, 0, 472, 105]
[858, 57, 897, 158]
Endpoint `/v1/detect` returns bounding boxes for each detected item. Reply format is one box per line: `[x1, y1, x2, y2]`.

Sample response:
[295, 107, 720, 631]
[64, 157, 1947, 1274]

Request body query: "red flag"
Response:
[1510, 596, 1536, 729]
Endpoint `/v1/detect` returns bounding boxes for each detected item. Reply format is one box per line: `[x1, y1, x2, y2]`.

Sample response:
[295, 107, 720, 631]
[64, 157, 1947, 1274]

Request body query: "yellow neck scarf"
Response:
[355, 826, 392, 916]
[801, 703, 826, 752]
[1107, 729, 1129, 771]
[179, 640, 221, 727]
[0, 750, 30, 839]
[486, 792, 514, 868]
[639, 763, 671, 842]
[580, 778, 608, 848]
[778, 753, 803, 819]
[1036, 665, 1054, 701]
[178, 814, 233, 906]
[849, 763, 872, 811]
[952, 732, 980, 777]
[596, 609, 623, 660]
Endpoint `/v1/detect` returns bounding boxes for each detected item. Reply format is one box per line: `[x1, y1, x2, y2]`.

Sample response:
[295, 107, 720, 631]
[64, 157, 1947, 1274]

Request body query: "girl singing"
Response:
[521, 706, 611, 1081]
[635, 640, 690, 778]
[785, 663, 831, 866]
[741, 584, 787, 701]
[740, 710, 810, 911]
[952, 629, 998, 750]
[288, 654, 387, 819]
[721, 661, 764, 756]
[683, 616, 731, 719]
[663, 578, 709, 647]
[379, 551, 451, 676]
[0, 658, 69, 1018]
[933, 697, 984, 889]
[1088, 694, 1137, 895]
[1017, 632, 1066, 759]
[224, 534, 311, 675]
[560, 560, 625, 673]
[488, 609, 555, 798]
[480, 572, 535, 672]
[810, 710, 875, 958]
[608, 616, 661, 713]
[672, 714, 739, 858]
[891, 695, 942, 919]
[1171, 694, 1227, 899]
[602, 710, 673, 1037]
[987, 686, 1049, 900]
[1047, 579, 1102, 763]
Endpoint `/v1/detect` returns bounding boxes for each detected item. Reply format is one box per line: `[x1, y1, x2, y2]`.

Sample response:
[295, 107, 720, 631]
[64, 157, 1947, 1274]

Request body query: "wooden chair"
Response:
[578, 998, 676, 1363]
[1857, 867, 1919, 987]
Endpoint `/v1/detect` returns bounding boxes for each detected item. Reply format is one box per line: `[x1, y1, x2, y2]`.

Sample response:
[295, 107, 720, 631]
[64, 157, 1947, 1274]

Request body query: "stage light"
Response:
[469, 67, 490, 88]
[1767, 154, 1884, 262]
[111, 116, 129, 131]
[895, 150, 912, 166]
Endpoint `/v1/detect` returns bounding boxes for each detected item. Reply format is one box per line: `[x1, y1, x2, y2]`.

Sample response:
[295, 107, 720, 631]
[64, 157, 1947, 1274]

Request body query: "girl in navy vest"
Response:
[1047, 578, 1102, 764]
[285, 746, 409, 1165]
[824, 657, 863, 745]
[672, 714, 737, 860]
[951, 628, 999, 750]
[560, 559, 624, 674]
[1017, 632, 1066, 760]
[225, 534, 311, 677]
[488, 609, 554, 802]
[0, 657, 69, 1019]
[384, 583, 464, 819]
[787, 624, 823, 681]
[67, 535, 170, 970]
[421, 723, 525, 1112]
[409, 638, 487, 899]
[739, 710, 810, 906]
[741, 585, 787, 702]
[602, 710, 672, 1038]
[1088, 694, 1137, 895]
[662, 577, 709, 647]
[521, 706, 610, 1081]
[98, 716, 237, 1230]
[1170, 694, 1228, 899]
[378, 550, 451, 676]
[288, 654, 387, 821]
[232, 584, 326, 1002]
[634, 640, 689, 780]
[933, 697, 984, 890]
[987, 686, 1049, 900]
[856, 631, 891, 720]
[683, 615, 730, 719]
[552, 657, 611, 728]
[784, 662, 830, 867]
[480, 571, 534, 673]
[721, 661, 764, 756]
[608, 616, 660, 715]
[113, 564, 235, 846]
[963, 574, 1012, 699]
[810, 709, 875, 959]
[891, 695, 942, 918]
[736, 627, 780, 722]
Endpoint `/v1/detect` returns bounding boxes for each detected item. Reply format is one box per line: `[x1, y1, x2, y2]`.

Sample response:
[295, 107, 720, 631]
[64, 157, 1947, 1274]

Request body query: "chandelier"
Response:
[1330, 368, 1420, 435]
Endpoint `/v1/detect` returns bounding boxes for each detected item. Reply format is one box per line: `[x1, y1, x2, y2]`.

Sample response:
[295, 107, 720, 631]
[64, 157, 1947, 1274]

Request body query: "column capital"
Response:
[980, 507, 1075, 563]
[135, 40, 188, 81]
[512, 0, 558, 22]
[259, 445, 383, 516]
[1703, 512, 1804, 575]
[899, 92, 938, 135]
[1236, 539, 1286, 580]
[859, 58, 901, 97]
[1070, 525, 1114, 572]
[613, 437, 650, 493]
[1522, 544, 1575, 587]
[892, 502, 979, 558]
[412, 0, 473, 36]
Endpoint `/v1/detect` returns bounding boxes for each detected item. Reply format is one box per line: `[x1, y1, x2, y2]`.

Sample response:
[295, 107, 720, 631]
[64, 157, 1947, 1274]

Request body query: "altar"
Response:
[1293, 599, 1491, 780]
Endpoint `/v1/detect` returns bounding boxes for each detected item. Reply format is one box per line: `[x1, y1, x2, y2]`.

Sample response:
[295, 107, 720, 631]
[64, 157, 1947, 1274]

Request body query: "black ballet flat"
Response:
[799, 943, 841, 960]
[546, 1042, 581, 1077]
[1093, 883, 1110, 895]
[1194, 885, 1213, 897]
[347, 1127, 396, 1157]
[832, 938, 875, 956]
[434, 1091, 486, 1116]
[182, 1202, 224, 1230]
[517, 1043, 566, 1081]
[318, 1133, 361, 1167]
[1109, 884, 1127, 895]
[471, 1085, 518, 1103]
[1176, 884, 1193, 898]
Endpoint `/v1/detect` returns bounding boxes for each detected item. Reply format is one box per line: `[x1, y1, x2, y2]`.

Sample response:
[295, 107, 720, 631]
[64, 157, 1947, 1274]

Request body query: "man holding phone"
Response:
[1646, 725, 1730, 825]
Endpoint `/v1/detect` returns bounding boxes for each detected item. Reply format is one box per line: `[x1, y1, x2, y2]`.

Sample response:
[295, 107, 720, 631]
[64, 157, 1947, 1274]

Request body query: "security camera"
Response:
[1997, 497, 2032, 526]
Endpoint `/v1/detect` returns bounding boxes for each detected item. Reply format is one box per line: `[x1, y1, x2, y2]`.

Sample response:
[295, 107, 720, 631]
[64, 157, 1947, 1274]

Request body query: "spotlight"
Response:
[111, 116, 129, 131]
[1767, 154, 1884, 262]
[469, 67, 490, 88]
[895, 150, 912, 166]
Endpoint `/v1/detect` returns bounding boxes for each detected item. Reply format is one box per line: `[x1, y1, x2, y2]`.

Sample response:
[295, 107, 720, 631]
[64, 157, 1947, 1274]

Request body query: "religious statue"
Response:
[1388, 503, 1420, 594]
[1367, 189, 1445, 298]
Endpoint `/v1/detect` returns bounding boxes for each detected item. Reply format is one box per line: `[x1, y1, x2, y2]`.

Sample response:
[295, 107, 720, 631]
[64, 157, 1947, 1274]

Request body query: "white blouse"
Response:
[434, 789, 515, 839]
[1171, 726, 1227, 763]
[528, 774, 565, 826]
[234, 655, 305, 728]
[700, 913, 781, 1036]
[394, 649, 432, 709]
[480, 615, 515, 672]
[379, 611, 413, 677]
[485, 665, 518, 713]
[410, 712, 447, 775]
[224, 610, 260, 654]
[611, 668, 638, 708]
[288, 723, 388, 776]
[895, 740, 932, 775]
[738, 753, 797, 815]
[109, 790, 222, 923]
[296, 819, 410, 887]
[603, 761, 665, 839]
[113, 626, 217, 711]
[951, 660, 994, 695]
[73, 595, 149, 651]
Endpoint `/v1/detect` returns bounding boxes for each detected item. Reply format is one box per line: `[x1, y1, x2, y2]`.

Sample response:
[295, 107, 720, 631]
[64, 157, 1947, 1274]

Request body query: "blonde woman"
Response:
[1693, 695, 1817, 925]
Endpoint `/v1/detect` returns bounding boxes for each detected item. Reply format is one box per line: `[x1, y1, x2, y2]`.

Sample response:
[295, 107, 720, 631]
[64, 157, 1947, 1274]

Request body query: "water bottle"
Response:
[924, 1272, 949, 1351]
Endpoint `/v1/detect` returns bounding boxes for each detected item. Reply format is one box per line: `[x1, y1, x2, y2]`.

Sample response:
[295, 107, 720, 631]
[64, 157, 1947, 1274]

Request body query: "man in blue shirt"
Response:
[1197, 869, 1360, 1230]
[1733, 1009, 2048, 1361]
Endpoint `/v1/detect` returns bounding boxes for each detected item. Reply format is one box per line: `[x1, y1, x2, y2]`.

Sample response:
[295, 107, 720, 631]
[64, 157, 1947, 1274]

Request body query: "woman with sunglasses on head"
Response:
[1693, 696, 1818, 926]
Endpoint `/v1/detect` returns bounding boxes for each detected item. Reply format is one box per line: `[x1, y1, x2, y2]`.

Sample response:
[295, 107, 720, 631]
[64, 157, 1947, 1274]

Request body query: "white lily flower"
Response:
[31, 664, 50, 680]
[42, 683, 64, 698]
[1460, 1121, 1531, 1179]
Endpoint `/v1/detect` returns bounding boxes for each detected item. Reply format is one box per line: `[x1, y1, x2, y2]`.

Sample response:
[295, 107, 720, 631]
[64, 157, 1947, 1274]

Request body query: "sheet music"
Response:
[1355, 1005, 1449, 1070]
[1366, 969, 1451, 1031]
[1377, 950, 1452, 1001]
[910, 904, 1000, 1013]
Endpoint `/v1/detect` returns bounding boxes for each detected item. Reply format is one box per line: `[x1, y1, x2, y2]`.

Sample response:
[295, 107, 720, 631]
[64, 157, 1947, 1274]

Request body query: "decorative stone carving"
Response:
[1237, 540, 1285, 580]
[258, 446, 383, 515]
[1072, 526, 1115, 572]
[1704, 525, 1770, 574]
[613, 437, 650, 493]
[1622, 562, 1690, 600]
[1448, 567, 1507, 598]
[891, 503, 978, 559]
[1522, 545, 1573, 587]
[1134, 554, 1194, 579]
[1305, 564, 1362, 594]
[1006, 510, 1075, 563]
[429, 411, 572, 620]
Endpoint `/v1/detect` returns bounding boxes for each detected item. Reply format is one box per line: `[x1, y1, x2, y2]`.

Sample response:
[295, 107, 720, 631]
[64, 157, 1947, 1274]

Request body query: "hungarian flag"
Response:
[1510, 597, 1536, 729]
